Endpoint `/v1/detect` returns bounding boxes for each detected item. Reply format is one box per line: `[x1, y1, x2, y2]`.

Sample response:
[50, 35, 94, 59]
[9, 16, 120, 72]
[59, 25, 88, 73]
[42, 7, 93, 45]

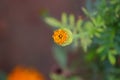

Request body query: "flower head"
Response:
[7, 66, 45, 80]
[52, 28, 73, 46]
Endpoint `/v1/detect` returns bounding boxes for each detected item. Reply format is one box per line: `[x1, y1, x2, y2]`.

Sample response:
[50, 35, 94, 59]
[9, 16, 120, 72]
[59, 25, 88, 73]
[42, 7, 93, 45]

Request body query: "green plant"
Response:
[44, 0, 120, 80]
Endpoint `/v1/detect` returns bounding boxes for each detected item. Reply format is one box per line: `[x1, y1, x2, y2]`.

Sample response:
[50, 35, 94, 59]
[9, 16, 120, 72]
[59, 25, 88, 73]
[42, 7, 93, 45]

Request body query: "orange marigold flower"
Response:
[52, 28, 73, 46]
[7, 66, 45, 80]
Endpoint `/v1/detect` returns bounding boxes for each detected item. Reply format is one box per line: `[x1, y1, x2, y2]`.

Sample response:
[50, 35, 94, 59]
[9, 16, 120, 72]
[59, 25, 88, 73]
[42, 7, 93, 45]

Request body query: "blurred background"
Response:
[0, 0, 85, 80]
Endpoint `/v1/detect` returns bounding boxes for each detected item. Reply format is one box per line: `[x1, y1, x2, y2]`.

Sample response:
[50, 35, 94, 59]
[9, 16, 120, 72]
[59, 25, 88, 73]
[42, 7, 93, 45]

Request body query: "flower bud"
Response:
[52, 28, 73, 46]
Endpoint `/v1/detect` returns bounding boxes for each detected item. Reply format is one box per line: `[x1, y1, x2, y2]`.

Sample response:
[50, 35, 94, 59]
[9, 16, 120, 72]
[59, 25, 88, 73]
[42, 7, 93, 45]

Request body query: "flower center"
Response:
[58, 34, 63, 39]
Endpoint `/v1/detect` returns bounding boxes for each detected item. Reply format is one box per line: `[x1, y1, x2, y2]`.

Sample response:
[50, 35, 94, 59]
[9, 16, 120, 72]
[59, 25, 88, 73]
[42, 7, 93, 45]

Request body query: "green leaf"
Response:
[85, 51, 95, 62]
[94, 32, 101, 38]
[53, 46, 67, 68]
[76, 19, 83, 32]
[82, 7, 97, 26]
[50, 74, 66, 80]
[84, 22, 93, 30]
[69, 76, 82, 80]
[82, 7, 90, 17]
[44, 17, 61, 27]
[84, 21, 94, 34]
[96, 46, 105, 53]
[109, 49, 117, 55]
[97, 28, 104, 32]
[108, 54, 116, 65]
[101, 55, 106, 61]
[81, 37, 92, 52]
[61, 13, 67, 26]
[69, 14, 75, 28]
[61, 13, 68, 25]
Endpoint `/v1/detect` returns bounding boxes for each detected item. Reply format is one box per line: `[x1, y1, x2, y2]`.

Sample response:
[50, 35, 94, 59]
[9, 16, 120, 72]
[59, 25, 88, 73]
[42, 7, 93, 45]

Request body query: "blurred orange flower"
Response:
[7, 66, 45, 80]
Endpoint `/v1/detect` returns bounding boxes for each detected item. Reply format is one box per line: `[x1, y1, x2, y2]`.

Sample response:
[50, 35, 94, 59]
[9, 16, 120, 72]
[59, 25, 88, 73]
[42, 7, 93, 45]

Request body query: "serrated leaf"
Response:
[44, 17, 61, 27]
[53, 46, 67, 68]
[108, 54, 116, 65]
